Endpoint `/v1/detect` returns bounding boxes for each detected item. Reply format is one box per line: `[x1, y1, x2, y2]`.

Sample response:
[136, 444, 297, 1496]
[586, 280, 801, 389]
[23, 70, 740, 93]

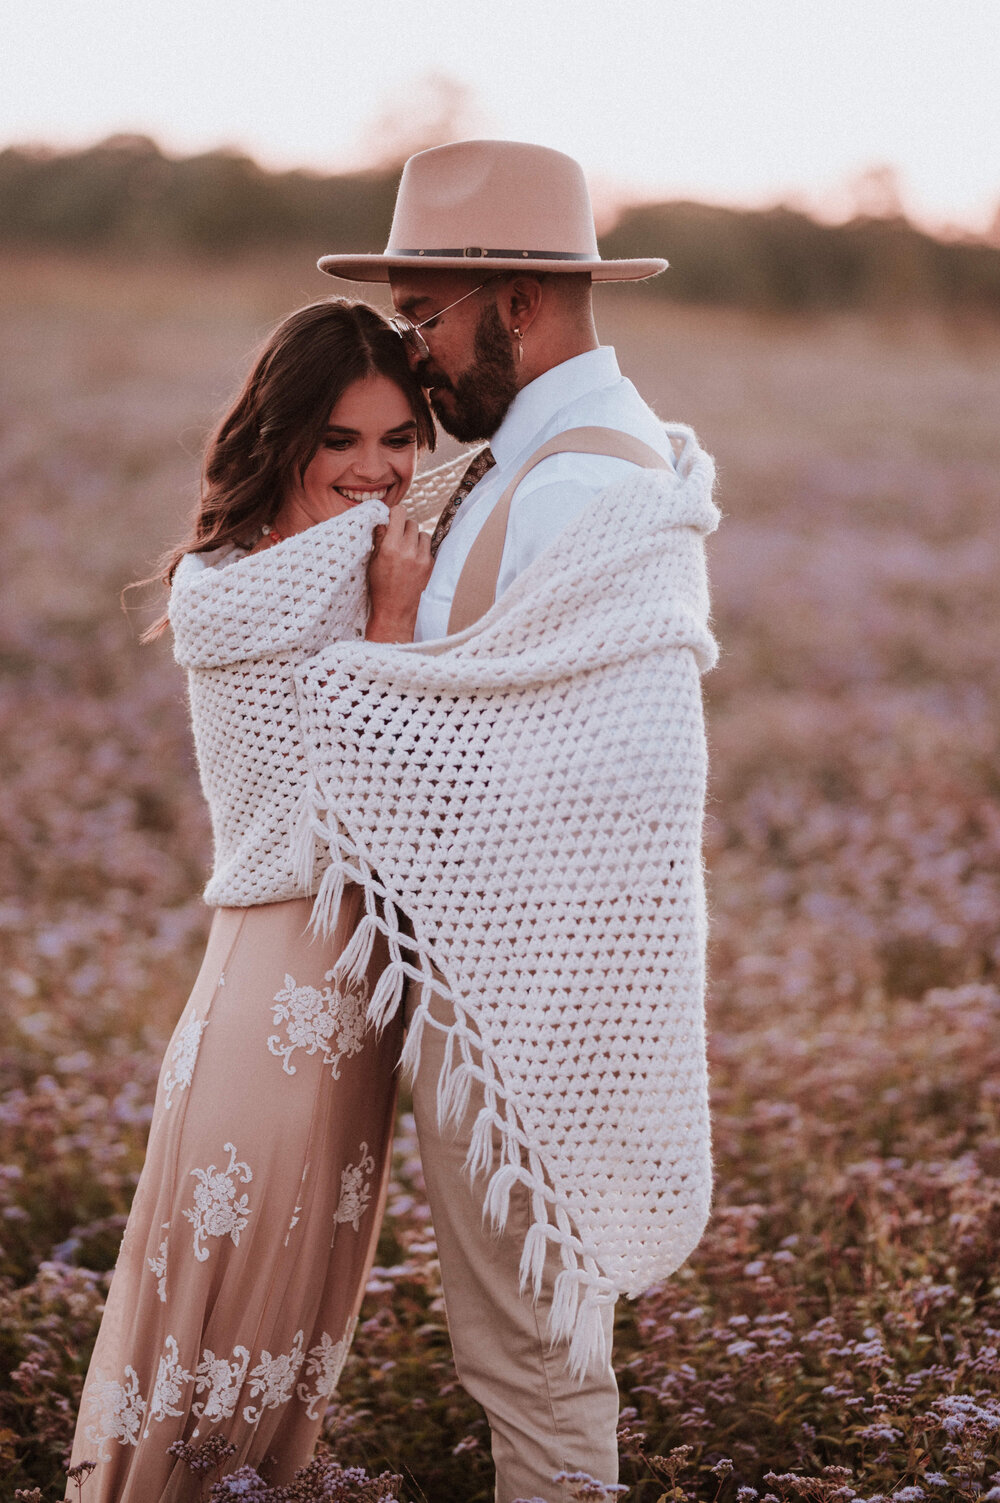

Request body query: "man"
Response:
[320, 139, 675, 649]
[307, 140, 715, 1503]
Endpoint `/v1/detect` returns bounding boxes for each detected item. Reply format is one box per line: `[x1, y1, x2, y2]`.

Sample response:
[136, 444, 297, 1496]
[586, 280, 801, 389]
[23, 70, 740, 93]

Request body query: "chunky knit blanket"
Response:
[292, 425, 720, 1376]
[169, 452, 473, 907]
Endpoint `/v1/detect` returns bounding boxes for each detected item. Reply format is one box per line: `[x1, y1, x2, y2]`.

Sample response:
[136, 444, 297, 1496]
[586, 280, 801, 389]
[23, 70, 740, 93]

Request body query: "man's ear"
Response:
[501, 276, 544, 335]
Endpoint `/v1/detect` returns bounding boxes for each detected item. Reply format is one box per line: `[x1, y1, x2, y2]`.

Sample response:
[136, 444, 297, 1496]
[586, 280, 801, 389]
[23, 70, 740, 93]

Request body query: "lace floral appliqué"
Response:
[84, 1365, 146, 1459]
[193, 1344, 251, 1422]
[163, 1014, 206, 1108]
[332, 1143, 376, 1233]
[147, 1223, 169, 1302]
[268, 970, 368, 1079]
[144, 1335, 193, 1435]
[184, 1142, 253, 1262]
[297, 1323, 355, 1420]
[242, 1329, 305, 1423]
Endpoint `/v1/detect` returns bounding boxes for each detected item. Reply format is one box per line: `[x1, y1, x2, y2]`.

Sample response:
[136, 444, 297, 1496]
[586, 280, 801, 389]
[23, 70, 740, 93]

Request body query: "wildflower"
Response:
[64, 1461, 98, 1501]
[275, 1458, 404, 1500]
[208, 1468, 268, 1499]
[933, 1391, 1000, 1436]
[615, 1411, 647, 1460]
[645, 1446, 694, 1491]
[552, 1473, 628, 1501]
[452, 1433, 481, 1455]
[857, 1423, 902, 1442]
[167, 1434, 238, 1476]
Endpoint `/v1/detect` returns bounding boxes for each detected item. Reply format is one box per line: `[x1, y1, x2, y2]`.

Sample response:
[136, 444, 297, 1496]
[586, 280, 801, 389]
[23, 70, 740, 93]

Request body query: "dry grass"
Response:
[1, 251, 998, 1502]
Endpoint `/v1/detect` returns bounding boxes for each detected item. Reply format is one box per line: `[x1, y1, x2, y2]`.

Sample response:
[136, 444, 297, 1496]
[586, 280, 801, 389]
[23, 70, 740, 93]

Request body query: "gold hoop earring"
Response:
[513, 327, 524, 363]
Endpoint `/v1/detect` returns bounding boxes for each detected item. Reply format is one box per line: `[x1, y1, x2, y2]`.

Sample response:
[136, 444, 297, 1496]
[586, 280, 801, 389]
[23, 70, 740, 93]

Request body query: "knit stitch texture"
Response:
[292, 425, 720, 1377]
[168, 451, 473, 907]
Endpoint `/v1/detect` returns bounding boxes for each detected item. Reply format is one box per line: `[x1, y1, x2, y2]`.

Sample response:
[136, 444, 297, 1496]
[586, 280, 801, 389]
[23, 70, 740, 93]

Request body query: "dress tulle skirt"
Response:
[69, 891, 401, 1501]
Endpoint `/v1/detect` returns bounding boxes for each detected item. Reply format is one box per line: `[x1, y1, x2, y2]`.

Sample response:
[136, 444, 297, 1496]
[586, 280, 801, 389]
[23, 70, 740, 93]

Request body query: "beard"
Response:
[424, 302, 519, 442]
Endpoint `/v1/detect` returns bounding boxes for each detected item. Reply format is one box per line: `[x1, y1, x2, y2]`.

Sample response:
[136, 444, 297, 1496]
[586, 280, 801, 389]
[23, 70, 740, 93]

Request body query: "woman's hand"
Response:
[365, 505, 433, 643]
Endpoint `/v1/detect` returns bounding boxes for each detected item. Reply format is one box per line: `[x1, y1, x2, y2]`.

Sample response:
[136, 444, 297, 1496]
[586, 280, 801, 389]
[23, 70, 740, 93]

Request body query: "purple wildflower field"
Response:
[1, 253, 999, 1502]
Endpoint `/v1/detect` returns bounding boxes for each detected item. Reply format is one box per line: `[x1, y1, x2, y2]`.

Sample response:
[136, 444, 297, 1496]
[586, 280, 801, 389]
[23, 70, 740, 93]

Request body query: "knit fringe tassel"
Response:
[291, 786, 618, 1383]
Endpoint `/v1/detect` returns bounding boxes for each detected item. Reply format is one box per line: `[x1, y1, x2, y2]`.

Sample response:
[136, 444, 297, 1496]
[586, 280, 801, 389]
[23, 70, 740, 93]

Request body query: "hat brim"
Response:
[317, 253, 668, 283]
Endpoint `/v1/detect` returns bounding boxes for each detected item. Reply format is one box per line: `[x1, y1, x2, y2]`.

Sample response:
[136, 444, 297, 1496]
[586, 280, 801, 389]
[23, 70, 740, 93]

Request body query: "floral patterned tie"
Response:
[429, 446, 496, 558]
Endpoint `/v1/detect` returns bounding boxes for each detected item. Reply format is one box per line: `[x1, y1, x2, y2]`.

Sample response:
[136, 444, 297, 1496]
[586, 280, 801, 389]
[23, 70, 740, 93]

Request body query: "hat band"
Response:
[391, 246, 596, 261]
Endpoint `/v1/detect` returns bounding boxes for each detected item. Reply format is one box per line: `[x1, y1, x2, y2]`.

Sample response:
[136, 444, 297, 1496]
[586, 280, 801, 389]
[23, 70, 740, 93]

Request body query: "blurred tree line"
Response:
[0, 135, 400, 260]
[601, 198, 1000, 313]
[2, 134, 998, 314]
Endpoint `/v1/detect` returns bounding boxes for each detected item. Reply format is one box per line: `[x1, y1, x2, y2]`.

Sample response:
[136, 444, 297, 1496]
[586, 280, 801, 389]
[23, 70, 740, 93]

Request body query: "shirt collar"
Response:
[490, 347, 623, 468]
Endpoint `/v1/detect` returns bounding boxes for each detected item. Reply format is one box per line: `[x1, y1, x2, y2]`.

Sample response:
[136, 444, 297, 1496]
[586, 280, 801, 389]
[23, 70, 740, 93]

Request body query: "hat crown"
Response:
[316, 138, 667, 282]
[386, 140, 600, 257]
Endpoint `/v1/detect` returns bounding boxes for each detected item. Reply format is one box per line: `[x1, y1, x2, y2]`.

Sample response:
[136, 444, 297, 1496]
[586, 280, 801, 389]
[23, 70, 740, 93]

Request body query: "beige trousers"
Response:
[70, 893, 400, 1502]
[407, 982, 620, 1503]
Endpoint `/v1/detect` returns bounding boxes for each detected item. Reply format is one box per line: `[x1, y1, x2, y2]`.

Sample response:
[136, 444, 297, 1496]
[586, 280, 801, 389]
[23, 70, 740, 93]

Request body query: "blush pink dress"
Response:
[68, 534, 403, 1500]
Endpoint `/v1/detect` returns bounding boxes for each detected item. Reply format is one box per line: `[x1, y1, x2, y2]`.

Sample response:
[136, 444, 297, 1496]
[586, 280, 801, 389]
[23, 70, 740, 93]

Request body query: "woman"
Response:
[68, 298, 460, 1500]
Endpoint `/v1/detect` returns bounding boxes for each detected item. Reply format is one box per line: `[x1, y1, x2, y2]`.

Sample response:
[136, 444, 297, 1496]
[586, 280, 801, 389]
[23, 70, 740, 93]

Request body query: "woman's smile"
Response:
[279, 373, 420, 527]
[334, 484, 392, 504]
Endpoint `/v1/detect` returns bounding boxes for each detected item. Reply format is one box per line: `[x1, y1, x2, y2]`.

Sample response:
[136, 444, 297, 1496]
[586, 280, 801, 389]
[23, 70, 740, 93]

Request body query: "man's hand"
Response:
[366, 505, 433, 643]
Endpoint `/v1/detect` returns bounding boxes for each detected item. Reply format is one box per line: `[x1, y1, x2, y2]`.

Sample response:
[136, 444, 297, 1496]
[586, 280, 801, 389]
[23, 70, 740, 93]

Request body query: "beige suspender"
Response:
[446, 426, 673, 636]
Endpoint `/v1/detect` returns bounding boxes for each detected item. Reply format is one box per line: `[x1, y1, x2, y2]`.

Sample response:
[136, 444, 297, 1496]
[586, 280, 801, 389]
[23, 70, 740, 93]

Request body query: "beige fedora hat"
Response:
[318, 140, 667, 283]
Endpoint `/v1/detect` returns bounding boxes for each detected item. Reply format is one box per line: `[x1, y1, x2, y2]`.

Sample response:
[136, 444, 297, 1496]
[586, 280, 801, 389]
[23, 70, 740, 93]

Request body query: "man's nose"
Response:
[414, 357, 440, 389]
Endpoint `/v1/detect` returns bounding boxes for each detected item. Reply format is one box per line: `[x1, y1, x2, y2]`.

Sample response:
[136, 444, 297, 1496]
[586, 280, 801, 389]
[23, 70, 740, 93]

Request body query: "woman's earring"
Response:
[513, 327, 524, 363]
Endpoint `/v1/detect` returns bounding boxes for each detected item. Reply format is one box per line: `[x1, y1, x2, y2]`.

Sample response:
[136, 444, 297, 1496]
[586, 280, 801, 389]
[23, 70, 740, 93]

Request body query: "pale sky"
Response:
[3, 0, 999, 233]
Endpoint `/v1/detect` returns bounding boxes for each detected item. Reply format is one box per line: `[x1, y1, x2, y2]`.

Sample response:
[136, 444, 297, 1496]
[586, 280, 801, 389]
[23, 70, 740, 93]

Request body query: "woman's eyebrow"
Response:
[325, 420, 418, 437]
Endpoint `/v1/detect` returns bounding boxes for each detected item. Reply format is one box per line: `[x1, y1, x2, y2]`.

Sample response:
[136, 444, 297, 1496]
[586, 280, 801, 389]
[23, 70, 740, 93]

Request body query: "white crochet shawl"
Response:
[169, 453, 472, 907]
[293, 425, 720, 1377]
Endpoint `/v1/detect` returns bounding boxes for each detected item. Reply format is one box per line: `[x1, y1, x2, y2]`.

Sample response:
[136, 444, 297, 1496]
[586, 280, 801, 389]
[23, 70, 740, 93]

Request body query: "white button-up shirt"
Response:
[414, 346, 676, 643]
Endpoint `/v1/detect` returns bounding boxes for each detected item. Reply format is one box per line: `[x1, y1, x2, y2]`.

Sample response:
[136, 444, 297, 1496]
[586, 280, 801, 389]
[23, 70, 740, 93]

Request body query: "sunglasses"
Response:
[389, 273, 506, 362]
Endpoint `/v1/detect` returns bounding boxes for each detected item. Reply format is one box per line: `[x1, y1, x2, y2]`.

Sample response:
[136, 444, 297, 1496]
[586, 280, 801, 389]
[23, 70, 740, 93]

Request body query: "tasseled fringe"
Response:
[437, 1056, 476, 1128]
[399, 1004, 426, 1078]
[465, 1104, 497, 1180]
[518, 1219, 551, 1300]
[300, 801, 618, 1386]
[309, 859, 345, 939]
[335, 912, 378, 986]
[500, 1127, 523, 1170]
[547, 1267, 615, 1381]
[549, 1267, 585, 1348]
[566, 1291, 612, 1382]
[433, 1026, 458, 1124]
[483, 1163, 522, 1229]
[367, 959, 406, 1033]
[291, 788, 322, 892]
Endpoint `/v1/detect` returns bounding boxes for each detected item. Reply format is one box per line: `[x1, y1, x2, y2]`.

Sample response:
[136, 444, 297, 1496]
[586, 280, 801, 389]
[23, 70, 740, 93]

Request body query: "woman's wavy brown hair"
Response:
[140, 297, 435, 636]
